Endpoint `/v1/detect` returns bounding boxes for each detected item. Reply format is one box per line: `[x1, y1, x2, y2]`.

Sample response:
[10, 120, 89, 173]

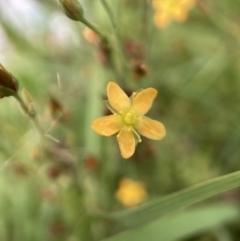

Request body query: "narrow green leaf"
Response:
[103, 204, 239, 241]
[109, 170, 240, 227]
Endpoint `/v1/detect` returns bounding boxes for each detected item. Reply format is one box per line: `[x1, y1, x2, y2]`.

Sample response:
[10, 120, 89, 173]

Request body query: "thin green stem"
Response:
[81, 17, 108, 43]
[14, 92, 83, 192]
[80, 17, 121, 82]
[99, 0, 129, 85]
[14, 93, 45, 140]
[100, 0, 116, 29]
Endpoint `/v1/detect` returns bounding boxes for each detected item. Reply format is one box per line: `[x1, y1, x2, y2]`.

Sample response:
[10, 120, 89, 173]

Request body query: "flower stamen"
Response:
[117, 127, 123, 139]
[131, 127, 142, 143]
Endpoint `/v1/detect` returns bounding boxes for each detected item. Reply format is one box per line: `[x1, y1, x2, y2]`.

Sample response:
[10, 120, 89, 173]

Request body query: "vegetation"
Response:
[0, 0, 240, 240]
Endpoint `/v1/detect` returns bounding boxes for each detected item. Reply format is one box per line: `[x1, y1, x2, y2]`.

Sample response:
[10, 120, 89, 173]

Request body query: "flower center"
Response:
[118, 110, 142, 143]
[123, 110, 137, 126]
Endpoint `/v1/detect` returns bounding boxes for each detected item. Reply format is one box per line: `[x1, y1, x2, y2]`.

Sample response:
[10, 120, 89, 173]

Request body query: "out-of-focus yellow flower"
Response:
[115, 178, 147, 207]
[91, 82, 166, 159]
[152, 0, 196, 28]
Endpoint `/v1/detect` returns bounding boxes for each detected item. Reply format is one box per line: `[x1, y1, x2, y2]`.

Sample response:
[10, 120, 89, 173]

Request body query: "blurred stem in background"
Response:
[14, 92, 45, 140]
[59, 0, 125, 83]
[99, 0, 129, 84]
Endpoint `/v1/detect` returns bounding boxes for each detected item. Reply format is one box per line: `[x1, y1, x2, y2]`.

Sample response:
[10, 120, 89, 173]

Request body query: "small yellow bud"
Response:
[0, 64, 19, 98]
[58, 0, 84, 21]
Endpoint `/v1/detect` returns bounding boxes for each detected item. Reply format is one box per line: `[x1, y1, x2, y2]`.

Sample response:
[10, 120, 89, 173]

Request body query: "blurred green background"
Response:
[0, 0, 240, 240]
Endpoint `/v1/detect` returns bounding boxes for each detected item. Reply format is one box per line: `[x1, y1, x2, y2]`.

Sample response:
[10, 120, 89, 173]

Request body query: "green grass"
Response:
[0, 0, 240, 240]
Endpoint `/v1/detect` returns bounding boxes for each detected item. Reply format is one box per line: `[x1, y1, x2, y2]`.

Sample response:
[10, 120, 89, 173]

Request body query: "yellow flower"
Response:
[152, 0, 196, 28]
[115, 178, 147, 207]
[91, 81, 166, 159]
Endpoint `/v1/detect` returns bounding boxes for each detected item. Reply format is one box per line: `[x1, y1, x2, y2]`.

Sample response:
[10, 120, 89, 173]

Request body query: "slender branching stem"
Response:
[14, 93, 45, 140]
[99, 0, 128, 85]
[81, 17, 108, 43]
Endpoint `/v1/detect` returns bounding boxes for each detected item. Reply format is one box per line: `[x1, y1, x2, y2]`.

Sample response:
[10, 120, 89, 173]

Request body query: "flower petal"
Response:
[154, 13, 171, 29]
[181, 0, 196, 9]
[172, 9, 187, 22]
[107, 82, 131, 112]
[137, 118, 166, 140]
[132, 88, 158, 116]
[117, 128, 135, 159]
[91, 115, 122, 136]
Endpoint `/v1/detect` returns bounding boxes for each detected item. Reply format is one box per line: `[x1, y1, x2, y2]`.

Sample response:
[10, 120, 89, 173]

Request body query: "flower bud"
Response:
[48, 95, 63, 118]
[130, 59, 148, 80]
[59, 0, 84, 21]
[0, 64, 19, 98]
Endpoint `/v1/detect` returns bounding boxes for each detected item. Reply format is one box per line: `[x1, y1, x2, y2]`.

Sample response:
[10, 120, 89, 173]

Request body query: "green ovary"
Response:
[123, 110, 138, 126]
